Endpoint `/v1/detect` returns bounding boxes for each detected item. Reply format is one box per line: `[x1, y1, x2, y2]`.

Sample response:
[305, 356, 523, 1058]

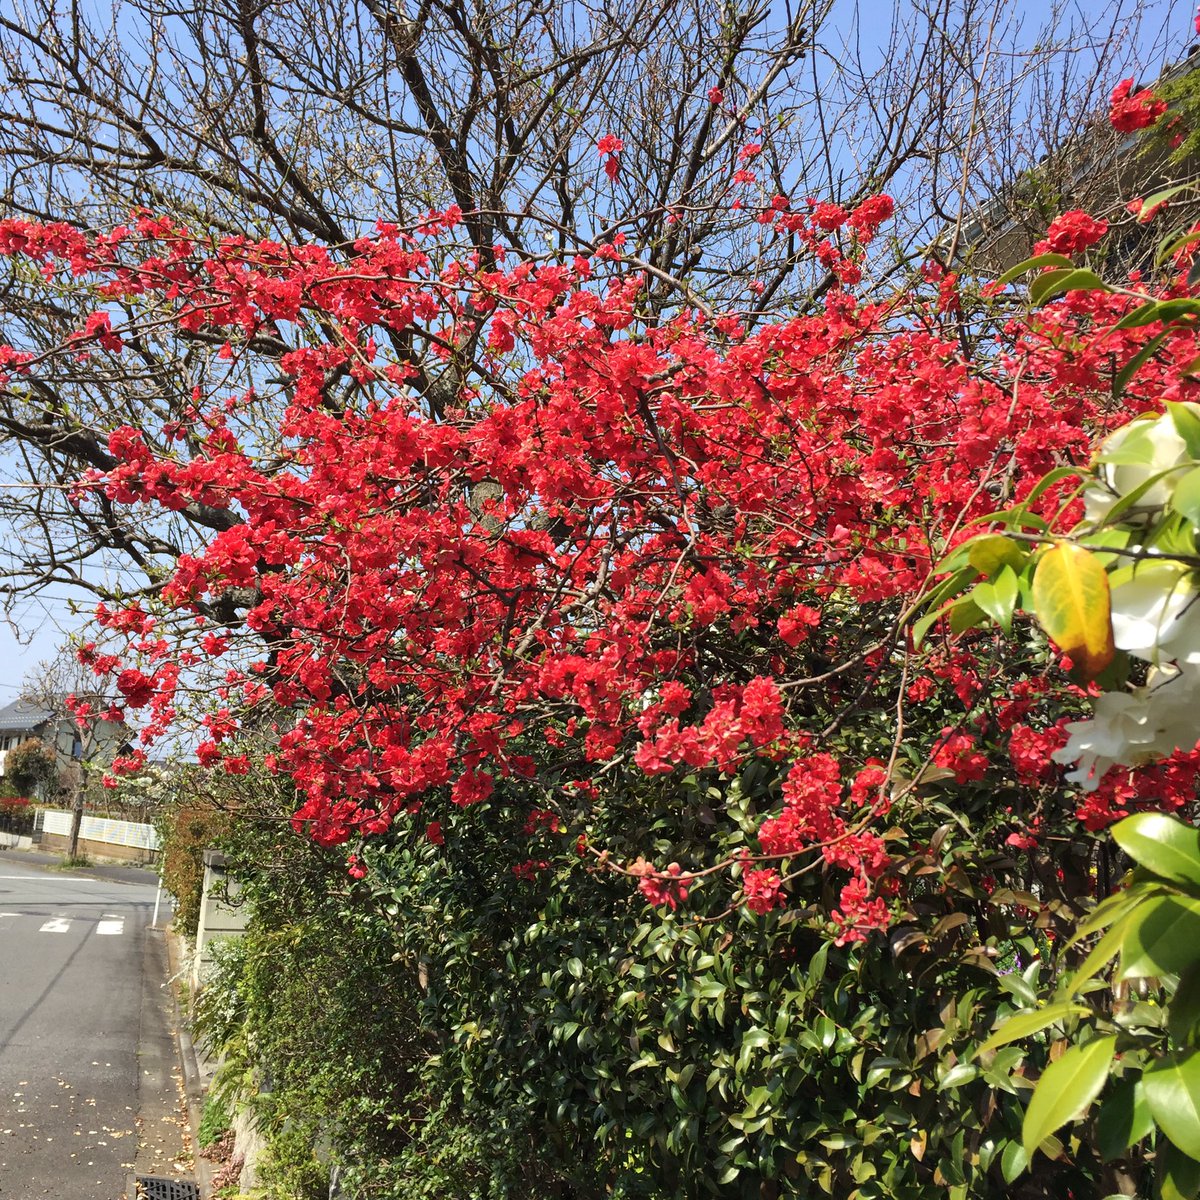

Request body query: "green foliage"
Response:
[157, 802, 228, 938]
[254, 1113, 328, 1200]
[198, 1092, 232, 1150]
[989, 812, 1200, 1195]
[4, 738, 57, 796]
[196, 776, 1116, 1199]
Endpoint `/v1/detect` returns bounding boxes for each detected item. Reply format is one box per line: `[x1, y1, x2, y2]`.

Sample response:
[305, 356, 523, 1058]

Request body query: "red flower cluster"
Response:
[1042, 210, 1109, 255]
[4, 189, 1200, 928]
[629, 860, 691, 910]
[1109, 78, 1167, 133]
[742, 866, 784, 915]
[597, 134, 624, 182]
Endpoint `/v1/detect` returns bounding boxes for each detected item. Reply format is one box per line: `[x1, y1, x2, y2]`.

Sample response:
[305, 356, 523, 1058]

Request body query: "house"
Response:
[0, 697, 125, 782]
[943, 46, 1200, 276]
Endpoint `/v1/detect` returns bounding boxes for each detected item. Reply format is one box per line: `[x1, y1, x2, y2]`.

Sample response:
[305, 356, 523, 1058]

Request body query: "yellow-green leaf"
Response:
[1144, 1050, 1200, 1160]
[975, 1000, 1092, 1057]
[967, 534, 1027, 578]
[1031, 543, 1115, 682]
[1022, 1035, 1116, 1157]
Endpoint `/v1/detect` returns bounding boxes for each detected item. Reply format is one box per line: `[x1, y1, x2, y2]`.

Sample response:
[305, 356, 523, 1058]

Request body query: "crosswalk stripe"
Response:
[0, 914, 128, 935]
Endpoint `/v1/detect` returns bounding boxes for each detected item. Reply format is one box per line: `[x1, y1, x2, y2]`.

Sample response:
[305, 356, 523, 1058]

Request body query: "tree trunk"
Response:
[67, 785, 84, 860]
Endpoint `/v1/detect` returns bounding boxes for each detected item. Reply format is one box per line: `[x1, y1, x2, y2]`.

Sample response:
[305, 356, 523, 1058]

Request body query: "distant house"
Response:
[0, 697, 125, 784]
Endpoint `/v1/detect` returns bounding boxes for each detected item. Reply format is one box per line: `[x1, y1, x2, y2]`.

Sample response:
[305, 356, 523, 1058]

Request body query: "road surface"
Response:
[0, 855, 172, 1198]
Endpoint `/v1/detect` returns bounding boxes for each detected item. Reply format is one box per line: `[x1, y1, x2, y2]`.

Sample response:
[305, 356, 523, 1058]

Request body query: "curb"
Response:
[165, 926, 217, 1200]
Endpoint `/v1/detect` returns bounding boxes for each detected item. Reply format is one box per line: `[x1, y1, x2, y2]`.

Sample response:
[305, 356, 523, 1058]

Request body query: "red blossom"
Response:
[1043, 210, 1109, 255]
[742, 866, 784, 914]
[1109, 78, 1167, 132]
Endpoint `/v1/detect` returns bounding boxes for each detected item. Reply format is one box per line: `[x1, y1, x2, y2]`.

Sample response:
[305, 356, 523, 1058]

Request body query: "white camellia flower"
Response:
[1053, 664, 1200, 790]
[1083, 411, 1195, 526]
[1109, 564, 1200, 666]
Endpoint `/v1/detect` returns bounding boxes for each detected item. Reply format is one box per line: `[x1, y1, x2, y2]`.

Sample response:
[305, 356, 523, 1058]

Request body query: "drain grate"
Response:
[134, 1177, 201, 1200]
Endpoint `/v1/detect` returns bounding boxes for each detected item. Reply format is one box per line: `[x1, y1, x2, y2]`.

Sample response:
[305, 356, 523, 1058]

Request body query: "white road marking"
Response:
[96, 918, 124, 936]
[39, 917, 70, 933]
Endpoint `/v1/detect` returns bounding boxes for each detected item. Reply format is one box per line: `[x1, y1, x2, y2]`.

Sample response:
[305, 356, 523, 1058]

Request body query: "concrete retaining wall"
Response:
[37, 831, 157, 864]
[191, 851, 248, 989]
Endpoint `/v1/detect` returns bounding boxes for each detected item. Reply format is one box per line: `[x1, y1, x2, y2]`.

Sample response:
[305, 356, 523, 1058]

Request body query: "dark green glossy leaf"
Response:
[1172, 964, 1200, 1046]
[1159, 1140, 1200, 1200]
[1096, 1078, 1155, 1161]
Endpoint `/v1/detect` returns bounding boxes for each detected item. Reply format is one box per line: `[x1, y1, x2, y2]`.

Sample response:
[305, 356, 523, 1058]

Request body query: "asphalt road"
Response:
[0, 855, 163, 1199]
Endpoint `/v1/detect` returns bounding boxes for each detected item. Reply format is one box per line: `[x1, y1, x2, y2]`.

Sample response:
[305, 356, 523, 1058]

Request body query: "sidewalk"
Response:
[165, 926, 217, 1200]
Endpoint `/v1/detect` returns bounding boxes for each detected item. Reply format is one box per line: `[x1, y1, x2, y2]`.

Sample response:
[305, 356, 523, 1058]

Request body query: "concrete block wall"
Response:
[191, 850, 249, 989]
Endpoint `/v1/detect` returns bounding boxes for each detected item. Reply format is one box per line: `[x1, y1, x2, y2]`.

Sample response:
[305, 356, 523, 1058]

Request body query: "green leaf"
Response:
[967, 534, 1028, 578]
[975, 1000, 1092, 1056]
[948, 597, 986, 635]
[964, 535, 1022, 580]
[1096, 1078, 1155, 1161]
[1145, 1050, 1200, 1160]
[1112, 813, 1200, 888]
[1029, 267, 1110, 306]
[1171, 963, 1200, 1046]
[1021, 1035, 1116, 1156]
[922, 564, 976, 609]
[1115, 299, 1168, 329]
[939, 1062, 978, 1090]
[971, 566, 1019, 633]
[1158, 230, 1200, 268]
[1000, 1139, 1029, 1183]
[1155, 299, 1200, 325]
[1175, 468, 1200, 528]
[1169, 402, 1200, 459]
[1121, 896, 1200, 980]
[995, 252, 1076, 286]
[1031, 543, 1115, 682]
[1091, 649, 1132, 693]
[1069, 880, 1169, 948]
[1071, 908, 1143, 987]
[997, 971, 1039, 1008]
[911, 604, 948, 649]
[1142, 183, 1194, 215]
[1015, 465, 1087, 512]
[1159, 1140, 1200, 1200]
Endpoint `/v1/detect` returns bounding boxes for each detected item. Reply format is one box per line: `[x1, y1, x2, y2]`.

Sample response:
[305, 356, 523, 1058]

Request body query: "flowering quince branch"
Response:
[9, 185, 1200, 942]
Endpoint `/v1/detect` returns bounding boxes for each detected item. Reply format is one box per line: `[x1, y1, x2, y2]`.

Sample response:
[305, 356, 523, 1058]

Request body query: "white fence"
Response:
[39, 809, 160, 850]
